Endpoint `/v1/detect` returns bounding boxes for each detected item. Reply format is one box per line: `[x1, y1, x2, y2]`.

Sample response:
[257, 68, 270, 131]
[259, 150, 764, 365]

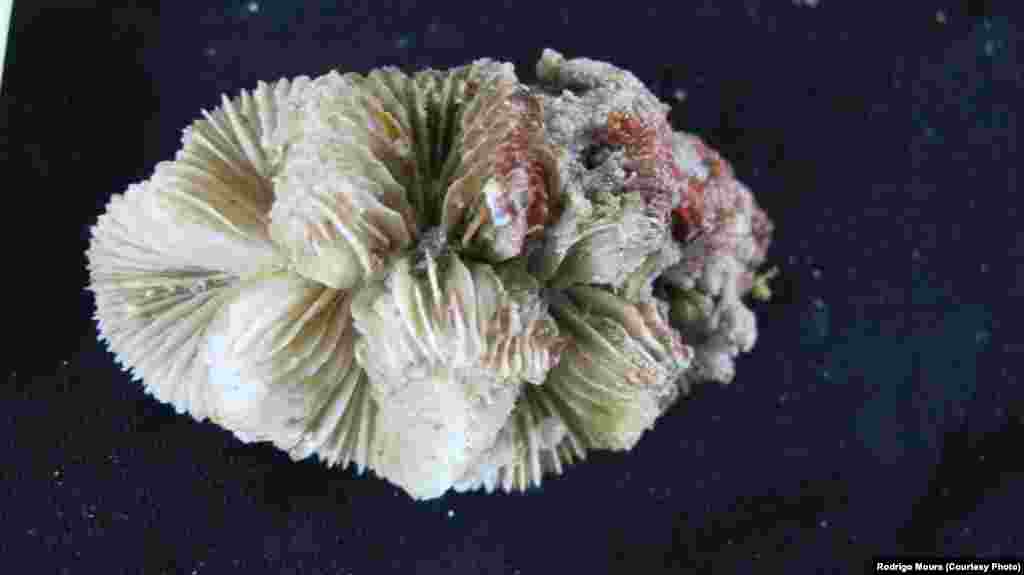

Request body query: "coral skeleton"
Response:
[86, 49, 774, 500]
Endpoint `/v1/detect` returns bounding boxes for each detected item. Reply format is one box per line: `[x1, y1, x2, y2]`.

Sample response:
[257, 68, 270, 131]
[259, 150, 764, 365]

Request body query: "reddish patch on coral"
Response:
[602, 110, 688, 223]
[492, 89, 553, 237]
[672, 200, 703, 243]
[670, 137, 740, 244]
[604, 111, 654, 150]
[524, 161, 550, 232]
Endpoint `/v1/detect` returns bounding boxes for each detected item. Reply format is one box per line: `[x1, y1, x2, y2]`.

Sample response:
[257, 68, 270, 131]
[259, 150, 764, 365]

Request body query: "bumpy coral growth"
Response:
[86, 49, 774, 500]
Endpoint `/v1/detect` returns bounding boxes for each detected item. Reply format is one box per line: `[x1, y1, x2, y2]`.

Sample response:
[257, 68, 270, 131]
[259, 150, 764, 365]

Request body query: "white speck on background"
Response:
[247, 1, 259, 13]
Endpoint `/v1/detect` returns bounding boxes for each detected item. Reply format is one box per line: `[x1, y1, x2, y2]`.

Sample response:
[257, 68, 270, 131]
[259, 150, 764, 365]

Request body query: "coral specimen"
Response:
[86, 49, 774, 500]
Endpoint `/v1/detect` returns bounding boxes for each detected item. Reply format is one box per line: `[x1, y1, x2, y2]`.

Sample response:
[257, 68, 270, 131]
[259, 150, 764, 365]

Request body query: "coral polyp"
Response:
[86, 49, 774, 500]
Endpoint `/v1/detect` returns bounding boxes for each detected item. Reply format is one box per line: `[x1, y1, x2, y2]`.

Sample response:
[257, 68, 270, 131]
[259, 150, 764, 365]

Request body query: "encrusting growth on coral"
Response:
[86, 49, 774, 500]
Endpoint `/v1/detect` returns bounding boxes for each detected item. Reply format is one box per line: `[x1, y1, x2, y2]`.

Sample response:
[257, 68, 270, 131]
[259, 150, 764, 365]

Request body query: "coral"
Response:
[86, 49, 774, 500]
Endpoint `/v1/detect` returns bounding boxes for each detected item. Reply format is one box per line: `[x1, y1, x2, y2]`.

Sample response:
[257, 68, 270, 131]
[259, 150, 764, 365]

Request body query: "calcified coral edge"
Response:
[86, 49, 774, 500]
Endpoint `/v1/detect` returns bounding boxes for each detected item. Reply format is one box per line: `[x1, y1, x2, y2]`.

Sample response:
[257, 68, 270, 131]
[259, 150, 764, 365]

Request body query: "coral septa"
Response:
[87, 49, 774, 501]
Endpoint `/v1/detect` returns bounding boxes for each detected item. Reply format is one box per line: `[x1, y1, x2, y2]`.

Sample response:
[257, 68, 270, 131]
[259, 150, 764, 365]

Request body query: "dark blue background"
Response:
[2, 1, 1021, 573]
